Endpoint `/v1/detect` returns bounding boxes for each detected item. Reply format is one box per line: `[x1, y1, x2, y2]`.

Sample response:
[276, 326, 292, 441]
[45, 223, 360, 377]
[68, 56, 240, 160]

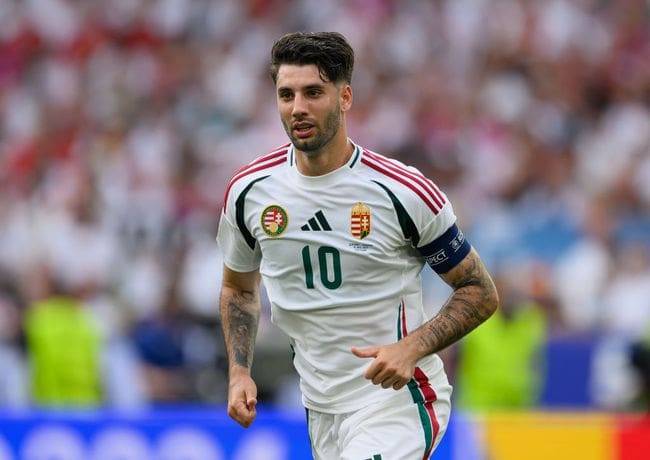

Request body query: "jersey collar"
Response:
[288, 139, 361, 169]
[288, 140, 362, 187]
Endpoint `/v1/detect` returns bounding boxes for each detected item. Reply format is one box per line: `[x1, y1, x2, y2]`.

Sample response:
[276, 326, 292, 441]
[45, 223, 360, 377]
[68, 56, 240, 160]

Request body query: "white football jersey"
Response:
[217, 141, 466, 413]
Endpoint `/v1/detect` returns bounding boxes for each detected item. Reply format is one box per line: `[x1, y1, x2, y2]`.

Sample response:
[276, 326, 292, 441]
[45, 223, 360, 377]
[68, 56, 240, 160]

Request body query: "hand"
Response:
[227, 366, 258, 428]
[351, 341, 418, 390]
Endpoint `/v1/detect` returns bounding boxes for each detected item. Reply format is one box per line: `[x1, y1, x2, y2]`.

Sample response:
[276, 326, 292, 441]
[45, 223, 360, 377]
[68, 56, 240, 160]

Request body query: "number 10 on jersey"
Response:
[301, 246, 342, 289]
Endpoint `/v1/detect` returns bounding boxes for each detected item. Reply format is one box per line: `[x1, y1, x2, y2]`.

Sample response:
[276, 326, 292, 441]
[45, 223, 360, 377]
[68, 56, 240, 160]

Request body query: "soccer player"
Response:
[217, 31, 498, 459]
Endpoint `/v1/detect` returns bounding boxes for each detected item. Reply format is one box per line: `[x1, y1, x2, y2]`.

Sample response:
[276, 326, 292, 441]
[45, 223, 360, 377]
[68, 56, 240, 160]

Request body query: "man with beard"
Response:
[217, 31, 498, 459]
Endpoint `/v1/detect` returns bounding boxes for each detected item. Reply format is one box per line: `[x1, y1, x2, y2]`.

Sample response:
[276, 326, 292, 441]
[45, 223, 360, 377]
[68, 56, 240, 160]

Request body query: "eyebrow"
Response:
[277, 83, 327, 93]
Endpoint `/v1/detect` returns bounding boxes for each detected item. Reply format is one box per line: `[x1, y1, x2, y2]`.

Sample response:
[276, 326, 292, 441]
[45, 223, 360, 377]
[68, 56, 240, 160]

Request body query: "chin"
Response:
[293, 139, 321, 154]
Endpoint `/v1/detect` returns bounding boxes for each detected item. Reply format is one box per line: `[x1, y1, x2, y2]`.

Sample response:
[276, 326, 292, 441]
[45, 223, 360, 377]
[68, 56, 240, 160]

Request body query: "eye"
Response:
[278, 91, 293, 101]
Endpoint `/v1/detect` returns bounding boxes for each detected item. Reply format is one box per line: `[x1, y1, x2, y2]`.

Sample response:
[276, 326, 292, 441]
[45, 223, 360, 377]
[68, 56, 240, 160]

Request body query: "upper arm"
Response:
[222, 266, 261, 293]
[219, 266, 262, 326]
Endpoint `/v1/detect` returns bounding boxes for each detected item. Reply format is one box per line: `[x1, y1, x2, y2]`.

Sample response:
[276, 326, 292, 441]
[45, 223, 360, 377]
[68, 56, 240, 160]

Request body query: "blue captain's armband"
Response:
[418, 223, 471, 274]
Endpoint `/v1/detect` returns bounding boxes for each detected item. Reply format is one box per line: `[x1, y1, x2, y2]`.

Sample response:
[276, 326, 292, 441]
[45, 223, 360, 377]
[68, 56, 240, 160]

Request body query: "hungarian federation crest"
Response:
[261, 205, 288, 237]
[351, 202, 371, 239]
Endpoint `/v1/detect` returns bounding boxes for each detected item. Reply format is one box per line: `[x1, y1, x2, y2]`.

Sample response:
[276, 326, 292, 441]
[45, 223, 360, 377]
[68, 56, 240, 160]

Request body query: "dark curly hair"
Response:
[270, 32, 354, 85]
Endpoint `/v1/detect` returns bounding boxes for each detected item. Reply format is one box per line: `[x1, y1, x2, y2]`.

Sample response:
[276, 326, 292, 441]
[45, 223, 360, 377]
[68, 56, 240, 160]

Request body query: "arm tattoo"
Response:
[414, 250, 498, 355]
[220, 288, 260, 369]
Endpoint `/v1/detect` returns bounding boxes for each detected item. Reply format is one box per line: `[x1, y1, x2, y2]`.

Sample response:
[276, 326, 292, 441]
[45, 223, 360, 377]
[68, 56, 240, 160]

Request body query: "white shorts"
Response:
[307, 381, 452, 460]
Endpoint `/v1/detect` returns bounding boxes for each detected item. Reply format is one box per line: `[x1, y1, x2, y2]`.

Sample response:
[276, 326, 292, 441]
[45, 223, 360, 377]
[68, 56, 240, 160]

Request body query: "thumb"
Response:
[246, 396, 257, 409]
[351, 345, 380, 358]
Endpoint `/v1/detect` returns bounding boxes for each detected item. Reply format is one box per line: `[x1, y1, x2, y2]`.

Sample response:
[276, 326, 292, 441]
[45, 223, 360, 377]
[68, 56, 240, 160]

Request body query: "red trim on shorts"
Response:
[398, 300, 441, 458]
[414, 366, 440, 459]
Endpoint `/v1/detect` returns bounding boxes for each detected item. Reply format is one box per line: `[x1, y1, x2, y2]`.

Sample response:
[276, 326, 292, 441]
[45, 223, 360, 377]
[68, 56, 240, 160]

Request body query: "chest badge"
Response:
[261, 205, 288, 237]
[350, 202, 371, 240]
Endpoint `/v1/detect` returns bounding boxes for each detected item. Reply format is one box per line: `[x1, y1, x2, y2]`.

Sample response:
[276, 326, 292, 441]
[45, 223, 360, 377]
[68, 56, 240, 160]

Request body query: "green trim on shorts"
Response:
[415, 401, 434, 454]
[396, 301, 436, 456]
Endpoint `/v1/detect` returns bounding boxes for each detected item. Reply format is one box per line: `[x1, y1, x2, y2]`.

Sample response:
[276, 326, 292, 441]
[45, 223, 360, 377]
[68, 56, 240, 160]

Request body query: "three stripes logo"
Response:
[301, 210, 332, 231]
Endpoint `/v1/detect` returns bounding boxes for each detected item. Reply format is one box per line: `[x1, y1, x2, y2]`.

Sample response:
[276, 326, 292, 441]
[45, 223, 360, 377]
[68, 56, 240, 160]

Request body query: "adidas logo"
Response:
[301, 210, 332, 231]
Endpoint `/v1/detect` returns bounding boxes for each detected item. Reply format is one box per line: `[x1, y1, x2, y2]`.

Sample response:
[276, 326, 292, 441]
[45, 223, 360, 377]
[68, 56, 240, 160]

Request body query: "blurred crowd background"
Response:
[0, 0, 649, 414]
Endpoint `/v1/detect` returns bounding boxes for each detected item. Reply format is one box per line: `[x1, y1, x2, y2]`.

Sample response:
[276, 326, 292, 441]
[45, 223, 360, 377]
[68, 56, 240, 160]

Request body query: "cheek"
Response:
[278, 106, 287, 117]
[278, 105, 291, 121]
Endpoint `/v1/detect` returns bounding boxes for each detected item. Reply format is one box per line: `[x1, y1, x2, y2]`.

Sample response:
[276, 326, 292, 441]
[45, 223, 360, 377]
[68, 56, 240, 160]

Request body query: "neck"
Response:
[294, 132, 353, 177]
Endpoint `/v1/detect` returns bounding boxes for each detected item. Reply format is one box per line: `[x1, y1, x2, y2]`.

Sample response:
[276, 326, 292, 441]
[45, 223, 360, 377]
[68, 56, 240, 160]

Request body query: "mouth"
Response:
[293, 122, 316, 139]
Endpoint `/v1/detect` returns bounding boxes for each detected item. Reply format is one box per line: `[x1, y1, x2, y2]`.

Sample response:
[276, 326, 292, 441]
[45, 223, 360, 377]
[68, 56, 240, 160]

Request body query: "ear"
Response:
[340, 84, 353, 112]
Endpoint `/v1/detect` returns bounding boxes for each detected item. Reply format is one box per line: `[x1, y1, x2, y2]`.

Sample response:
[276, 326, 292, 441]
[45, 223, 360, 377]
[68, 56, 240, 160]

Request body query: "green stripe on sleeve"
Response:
[235, 175, 270, 249]
[371, 180, 420, 247]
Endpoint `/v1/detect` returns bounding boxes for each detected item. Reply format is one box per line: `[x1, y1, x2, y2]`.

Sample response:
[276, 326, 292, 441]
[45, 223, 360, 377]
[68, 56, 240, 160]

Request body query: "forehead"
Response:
[275, 64, 332, 89]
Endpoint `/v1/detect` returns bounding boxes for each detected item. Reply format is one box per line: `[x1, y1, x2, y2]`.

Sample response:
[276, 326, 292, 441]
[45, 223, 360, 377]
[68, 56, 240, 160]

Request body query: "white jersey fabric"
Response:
[217, 141, 458, 414]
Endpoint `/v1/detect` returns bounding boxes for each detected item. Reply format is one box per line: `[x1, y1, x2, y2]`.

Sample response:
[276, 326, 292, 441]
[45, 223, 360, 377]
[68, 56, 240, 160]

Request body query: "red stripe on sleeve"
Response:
[361, 156, 442, 215]
[222, 151, 288, 212]
[364, 150, 446, 208]
[247, 144, 290, 166]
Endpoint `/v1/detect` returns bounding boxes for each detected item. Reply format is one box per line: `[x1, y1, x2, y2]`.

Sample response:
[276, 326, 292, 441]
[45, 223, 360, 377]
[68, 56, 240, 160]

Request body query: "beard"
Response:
[283, 105, 341, 155]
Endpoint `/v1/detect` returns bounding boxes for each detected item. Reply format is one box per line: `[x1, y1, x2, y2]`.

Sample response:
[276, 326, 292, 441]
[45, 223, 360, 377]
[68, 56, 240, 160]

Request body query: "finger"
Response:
[380, 372, 403, 388]
[229, 399, 250, 417]
[246, 397, 257, 422]
[381, 375, 406, 390]
[238, 413, 255, 428]
[242, 404, 257, 428]
[363, 359, 383, 381]
[351, 346, 379, 358]
[372, 371, 389, 386]
[371, 366, 400, 386]
[232, 400, 256, 427]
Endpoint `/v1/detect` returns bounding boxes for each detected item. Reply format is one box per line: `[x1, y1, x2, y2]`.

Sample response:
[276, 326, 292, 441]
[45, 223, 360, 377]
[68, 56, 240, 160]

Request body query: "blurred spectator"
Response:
[132, 264, 228, 405]
[591, 239, 650, 410]
[24, 271, 103, 407]
[630, 330, 650, 411]
[552, 197, 614, 333]
[455, 266, 548, 411]
[0, 272, 28, 407]
[600, 240, 650, 340]
[132, 272, 193, 404]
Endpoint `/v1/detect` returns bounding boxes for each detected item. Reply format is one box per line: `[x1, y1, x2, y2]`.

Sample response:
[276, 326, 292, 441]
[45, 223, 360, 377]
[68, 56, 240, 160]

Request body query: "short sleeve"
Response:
[416, 202, 471, 274]
[415, 199, 458, 249]
[216, 210, 262, 273]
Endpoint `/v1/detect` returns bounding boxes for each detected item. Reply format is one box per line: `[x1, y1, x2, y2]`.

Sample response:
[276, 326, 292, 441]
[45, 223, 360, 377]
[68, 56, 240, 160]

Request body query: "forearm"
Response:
[407, 249, 498, 358]
[413, 284, 496, 356]
[220, 285, 261, 371]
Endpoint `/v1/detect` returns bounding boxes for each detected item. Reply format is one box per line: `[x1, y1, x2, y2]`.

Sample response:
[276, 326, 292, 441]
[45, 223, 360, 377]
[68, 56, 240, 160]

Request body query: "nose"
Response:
[291, 93, 308, 118]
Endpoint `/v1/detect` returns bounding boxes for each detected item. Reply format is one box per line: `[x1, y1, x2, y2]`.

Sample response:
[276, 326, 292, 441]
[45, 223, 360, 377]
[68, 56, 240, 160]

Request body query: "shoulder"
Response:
[222, 143, 291, 206]
[358, 147, 448, 216]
